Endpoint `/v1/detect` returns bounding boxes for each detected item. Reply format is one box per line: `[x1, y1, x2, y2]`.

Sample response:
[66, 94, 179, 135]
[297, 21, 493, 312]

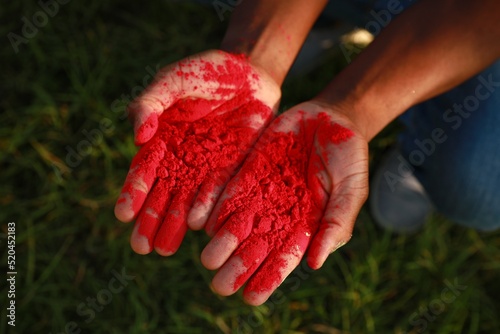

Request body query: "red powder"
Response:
[128, 53, 273, 254]
[135, 113, 159, 145]
[212, 111, 355, 295]
[317, 112, 355, 146]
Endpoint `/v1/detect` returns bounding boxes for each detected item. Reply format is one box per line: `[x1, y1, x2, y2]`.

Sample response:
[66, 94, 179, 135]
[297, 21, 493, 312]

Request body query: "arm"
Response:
[317, 0, 500, 140]
[221, 0, 328, 85]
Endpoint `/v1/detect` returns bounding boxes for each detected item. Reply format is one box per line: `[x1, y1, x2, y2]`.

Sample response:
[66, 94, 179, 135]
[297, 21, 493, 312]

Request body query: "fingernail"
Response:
[330, 240, 347, 254]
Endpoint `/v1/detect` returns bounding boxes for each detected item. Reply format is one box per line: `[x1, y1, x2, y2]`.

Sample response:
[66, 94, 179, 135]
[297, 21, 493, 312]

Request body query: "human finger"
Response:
[153, 190, 196, 256]
[130, 179, 174, 254]
[306, 166, 368, 269]
[201, 211, 254, 270]
[210, 236, 269, 297]
[243, 229, 311, 306]
[114, 139, 165, 222]
[187, 169, 232, 230]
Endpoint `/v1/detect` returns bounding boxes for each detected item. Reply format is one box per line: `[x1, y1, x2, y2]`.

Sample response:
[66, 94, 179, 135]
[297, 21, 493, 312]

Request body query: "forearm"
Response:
[317, 0, 500, 140]
[221, 0, 328, 85]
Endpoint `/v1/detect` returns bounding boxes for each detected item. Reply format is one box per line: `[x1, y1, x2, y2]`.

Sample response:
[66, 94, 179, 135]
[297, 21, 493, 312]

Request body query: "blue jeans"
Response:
[398, 64, 500, 231]
[361, 0, 500, 230]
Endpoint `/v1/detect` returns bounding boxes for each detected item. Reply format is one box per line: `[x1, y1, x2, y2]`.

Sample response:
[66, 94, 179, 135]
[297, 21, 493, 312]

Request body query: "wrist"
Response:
[220, 37, 288, 87]
[313, 80, 406, 142]
[220, 0, 328, 86]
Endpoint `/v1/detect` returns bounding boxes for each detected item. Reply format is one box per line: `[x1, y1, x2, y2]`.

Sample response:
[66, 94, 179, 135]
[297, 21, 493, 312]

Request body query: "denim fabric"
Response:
[398, 63, 500, 230]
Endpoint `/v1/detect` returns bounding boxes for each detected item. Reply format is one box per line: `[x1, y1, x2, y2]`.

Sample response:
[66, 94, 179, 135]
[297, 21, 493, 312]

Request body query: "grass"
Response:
[1, 1, 500, 333]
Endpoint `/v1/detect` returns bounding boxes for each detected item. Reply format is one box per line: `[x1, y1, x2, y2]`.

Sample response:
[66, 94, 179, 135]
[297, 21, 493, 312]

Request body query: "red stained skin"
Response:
[153, 191, 194, 254]
[214, 111, 353, 294]
[129, 54, 273, 254]
[129, 52, 355, 291]
[135, 113, 159, 145]
[120, 139, 166, 222]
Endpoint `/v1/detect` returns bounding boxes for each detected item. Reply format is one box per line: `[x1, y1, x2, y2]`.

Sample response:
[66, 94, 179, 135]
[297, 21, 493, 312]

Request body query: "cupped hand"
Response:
[114, 50, 281, 256]
[200, 101, 369, 305]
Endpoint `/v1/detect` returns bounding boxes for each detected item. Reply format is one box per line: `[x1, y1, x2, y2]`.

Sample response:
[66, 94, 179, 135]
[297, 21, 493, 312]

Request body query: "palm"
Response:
[201, 102, 369, 305]
[114, 50, 281, 256]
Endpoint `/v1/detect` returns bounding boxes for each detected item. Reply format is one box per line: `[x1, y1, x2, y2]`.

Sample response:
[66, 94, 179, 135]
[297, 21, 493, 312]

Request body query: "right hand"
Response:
[114, 50, 281, 256]
[200, 102, 369, 305]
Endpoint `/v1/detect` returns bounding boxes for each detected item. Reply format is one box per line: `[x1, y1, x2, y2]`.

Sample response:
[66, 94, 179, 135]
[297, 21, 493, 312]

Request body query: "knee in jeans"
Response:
[426, 165, 500, 231]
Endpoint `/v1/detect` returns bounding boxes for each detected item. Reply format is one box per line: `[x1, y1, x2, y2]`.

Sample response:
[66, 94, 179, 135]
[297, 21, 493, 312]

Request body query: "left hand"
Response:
[114, 50, 280, 255]
[200, 101, 369, 305]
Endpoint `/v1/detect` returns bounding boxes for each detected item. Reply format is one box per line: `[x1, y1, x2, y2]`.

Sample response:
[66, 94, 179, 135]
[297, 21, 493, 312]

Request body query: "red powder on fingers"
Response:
[154, 191, 195, 255]
[214, 112, 354, 294]
[135, 114, 158, 145]
[128, 53, 274, 254]
[232, 236, 269, 288]
[117, 139, 166, 221]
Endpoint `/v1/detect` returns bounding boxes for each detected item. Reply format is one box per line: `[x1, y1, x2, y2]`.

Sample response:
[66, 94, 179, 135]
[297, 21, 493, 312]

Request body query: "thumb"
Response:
[307, 179, 368, 270]
[130, 99, 162, 145]
[128, 67, 181, 145]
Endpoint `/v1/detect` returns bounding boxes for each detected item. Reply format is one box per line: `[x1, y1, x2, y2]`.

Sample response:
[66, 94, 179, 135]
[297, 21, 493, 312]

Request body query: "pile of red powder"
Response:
[212, 111, 354, 295]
